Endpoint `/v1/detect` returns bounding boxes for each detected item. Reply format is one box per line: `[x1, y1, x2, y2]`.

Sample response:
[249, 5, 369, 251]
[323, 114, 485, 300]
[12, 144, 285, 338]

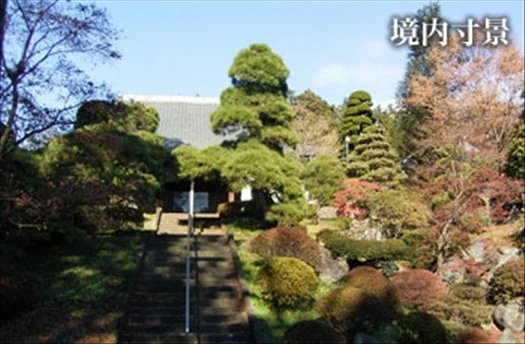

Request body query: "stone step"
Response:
[121, 322, 249, 337]
[140, 271, 193, 279]
[120, 332, 250, 344]
[127, 305, 244, 318]
[133, 285, 240, 296]
[127, 313, 246, 327]
[130, 297, 241, 309]
[135, 279, 239, 289]
[141, 262, 195, 269]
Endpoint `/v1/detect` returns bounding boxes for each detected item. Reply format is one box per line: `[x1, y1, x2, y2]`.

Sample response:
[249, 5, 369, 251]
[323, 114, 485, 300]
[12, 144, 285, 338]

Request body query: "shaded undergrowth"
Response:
[0, 229, 145, 343]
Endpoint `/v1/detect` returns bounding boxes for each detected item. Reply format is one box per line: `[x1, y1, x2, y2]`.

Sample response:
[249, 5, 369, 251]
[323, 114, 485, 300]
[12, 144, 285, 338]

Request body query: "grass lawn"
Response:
[227, 218, 340, 343]
[0, 229, 146, 343]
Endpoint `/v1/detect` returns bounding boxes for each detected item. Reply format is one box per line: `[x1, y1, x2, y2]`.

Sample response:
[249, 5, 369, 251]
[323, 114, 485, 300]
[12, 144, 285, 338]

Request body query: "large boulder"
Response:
[318, 206, 338, 220]
[318, 246, 349, 283]
[437, 255, 467, 284]
[498, 329, 516, 344]
[493, 298, 525, 333]
[468, 237, 499, 271]
[497, 247, 522, 269]
[343, 219, 383, 241]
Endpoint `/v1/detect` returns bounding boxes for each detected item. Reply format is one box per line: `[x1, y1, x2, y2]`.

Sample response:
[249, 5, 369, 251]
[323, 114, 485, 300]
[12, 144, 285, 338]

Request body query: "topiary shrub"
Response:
[316, 230, 413, 263]
[283, 319, 346, 344]
[342, 266, 399, 312]
[391, 269, 448, 309]
[489, 258, 525, 304]
[249, 227, 321, 268]
[342, 265, 380, 281]
[453, 328, 493, 344]
[316, 285, 396, 341]
[399, 312, 448, 344]
[256, 257, 319, 310]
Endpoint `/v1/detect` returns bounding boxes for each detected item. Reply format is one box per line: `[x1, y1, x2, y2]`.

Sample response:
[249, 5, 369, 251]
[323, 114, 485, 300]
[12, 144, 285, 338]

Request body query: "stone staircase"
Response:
[118, 228, 251, 344]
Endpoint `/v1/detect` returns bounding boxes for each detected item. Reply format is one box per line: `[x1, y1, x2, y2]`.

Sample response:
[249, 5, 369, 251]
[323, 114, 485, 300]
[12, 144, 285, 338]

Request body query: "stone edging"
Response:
[227, 232, 271, 344]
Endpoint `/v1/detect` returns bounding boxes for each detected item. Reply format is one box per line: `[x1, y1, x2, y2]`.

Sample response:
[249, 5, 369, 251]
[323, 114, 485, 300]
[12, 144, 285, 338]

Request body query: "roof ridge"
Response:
[120, 94, 220, 104]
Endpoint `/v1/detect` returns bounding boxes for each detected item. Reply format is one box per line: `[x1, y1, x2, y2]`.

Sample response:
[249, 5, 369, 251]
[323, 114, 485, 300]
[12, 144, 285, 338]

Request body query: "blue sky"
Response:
[90, 0, 525, 107]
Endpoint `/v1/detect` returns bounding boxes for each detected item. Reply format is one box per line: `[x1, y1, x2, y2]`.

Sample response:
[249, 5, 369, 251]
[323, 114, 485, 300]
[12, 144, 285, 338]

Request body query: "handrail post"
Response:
[185, 180, 195, 334]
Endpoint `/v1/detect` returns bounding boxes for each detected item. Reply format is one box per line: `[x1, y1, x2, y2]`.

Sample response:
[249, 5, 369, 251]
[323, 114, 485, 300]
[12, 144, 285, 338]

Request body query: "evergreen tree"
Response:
[345, 133, 406, 188]
[300, 154, 345, 206]
[340, 90, 378, 150]
[210, 44, 297, 152]
[210, 44, 306, 222]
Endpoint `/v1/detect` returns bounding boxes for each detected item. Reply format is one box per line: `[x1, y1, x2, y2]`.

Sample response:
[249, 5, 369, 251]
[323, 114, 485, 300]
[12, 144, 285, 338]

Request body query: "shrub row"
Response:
[317, 229, 413, 262]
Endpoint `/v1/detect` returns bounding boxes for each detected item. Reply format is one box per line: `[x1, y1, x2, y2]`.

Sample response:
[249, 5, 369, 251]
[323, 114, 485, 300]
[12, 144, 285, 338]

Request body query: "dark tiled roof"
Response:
[121, 94, 236, 150]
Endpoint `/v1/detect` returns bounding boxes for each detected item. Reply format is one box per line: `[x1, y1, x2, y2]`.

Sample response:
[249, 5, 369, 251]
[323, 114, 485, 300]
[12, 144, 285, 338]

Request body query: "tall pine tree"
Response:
[210, 44, 305, 222]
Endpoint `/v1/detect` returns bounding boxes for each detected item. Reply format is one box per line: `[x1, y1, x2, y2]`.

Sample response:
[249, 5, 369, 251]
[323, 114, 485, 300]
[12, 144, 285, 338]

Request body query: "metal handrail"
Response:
[185, 180, 195, 334]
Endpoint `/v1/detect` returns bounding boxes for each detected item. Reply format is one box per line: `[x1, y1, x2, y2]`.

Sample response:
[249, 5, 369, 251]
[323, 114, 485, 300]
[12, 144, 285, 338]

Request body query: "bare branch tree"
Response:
[0, 0, 120, 160]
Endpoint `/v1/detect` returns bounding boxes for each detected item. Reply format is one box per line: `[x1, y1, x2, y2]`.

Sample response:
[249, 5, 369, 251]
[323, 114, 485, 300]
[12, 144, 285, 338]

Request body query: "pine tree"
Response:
[345, 133, 406, 188]
[210, 44, 306, 222]
[210, 44, 297, 152]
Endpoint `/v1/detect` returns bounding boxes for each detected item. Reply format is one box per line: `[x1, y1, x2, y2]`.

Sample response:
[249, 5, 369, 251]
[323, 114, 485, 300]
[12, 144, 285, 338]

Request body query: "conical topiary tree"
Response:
[340, 90, 378, 149]
[345, 133, 406, 188]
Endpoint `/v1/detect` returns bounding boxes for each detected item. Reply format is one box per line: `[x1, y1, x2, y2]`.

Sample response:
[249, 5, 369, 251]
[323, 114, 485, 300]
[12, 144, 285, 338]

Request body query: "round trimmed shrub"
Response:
[453, 328, 493, 344]
[316, 285, 395, 339]
[399, 311, 448, 344]
[256, 257, 319, 310]
[489, 258, 524, 304]
[343, 266, 399, 311]
[283, 319, 346, 344]
[391, 268, 447, 309]
[249, 227, 322, 268]
[342, 266, 380, 281]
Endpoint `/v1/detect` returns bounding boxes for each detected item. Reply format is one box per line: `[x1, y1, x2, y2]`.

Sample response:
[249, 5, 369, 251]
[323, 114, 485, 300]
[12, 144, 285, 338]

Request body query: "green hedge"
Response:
[317, 230, 413, 262]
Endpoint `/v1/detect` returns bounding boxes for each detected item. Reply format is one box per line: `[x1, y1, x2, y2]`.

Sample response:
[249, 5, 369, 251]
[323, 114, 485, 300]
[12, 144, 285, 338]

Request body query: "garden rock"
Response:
[318, 206, 338, 219]
[374, 260, 399, 278]
[467, 238, 499, 273]
[345, 219, 383, 241]
[493, 299, 525, 333]
[498, 329, 516, 344]
[437, 255, 466, 284]
[497, 247, 522, 269]
[317, 246, 349, 283]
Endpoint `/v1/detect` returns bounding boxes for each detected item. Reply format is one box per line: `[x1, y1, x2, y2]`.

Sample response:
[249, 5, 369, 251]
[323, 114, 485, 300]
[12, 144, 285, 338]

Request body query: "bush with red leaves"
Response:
[249, 227, 322, 268]
[391, 268, 448, 309]
[342, 266, 399, 311]
[332, 178, 382, 219]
